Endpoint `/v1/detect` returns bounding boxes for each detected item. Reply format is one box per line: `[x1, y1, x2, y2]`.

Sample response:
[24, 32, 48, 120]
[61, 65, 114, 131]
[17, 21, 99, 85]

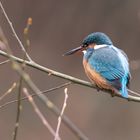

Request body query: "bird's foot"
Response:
[95, 85, 100, 92]
[111, 92, 115, 97]
[110, 90, 116, 97]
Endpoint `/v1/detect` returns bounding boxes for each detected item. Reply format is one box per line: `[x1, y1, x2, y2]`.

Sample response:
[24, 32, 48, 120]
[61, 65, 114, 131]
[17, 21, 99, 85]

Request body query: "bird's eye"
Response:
[83, 44, 88, 49]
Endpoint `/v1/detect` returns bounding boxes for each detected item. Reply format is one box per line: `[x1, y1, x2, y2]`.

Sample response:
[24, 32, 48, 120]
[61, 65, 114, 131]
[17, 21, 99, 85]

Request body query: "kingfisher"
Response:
[64, 32, 130, 98]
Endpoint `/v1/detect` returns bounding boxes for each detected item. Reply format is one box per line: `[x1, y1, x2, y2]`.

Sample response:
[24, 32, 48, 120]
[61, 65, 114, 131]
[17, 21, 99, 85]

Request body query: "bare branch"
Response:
[0, 47, 87, 140]
[0, 59, 10, 65]
[12, 17, 33, 140]
[23, 88, 61, 140]
[14, 58, 89, 139]
[0, 50, 139, 102]
[0, 1, 33, 62]
[0, 82, 71, 109]
[55, 88, 68, 140]
[12, 79, 23, 140]
[0, 82, 16, 101]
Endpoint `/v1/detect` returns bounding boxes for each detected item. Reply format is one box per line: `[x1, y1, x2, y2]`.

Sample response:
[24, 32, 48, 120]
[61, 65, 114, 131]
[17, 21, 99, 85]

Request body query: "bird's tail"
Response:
[120, 78, 128, 98]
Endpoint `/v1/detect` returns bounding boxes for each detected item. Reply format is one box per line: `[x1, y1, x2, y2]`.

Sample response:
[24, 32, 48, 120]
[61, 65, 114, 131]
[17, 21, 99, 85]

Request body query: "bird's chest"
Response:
[83, 59, 101, 81]
[83, 58, 110, 89]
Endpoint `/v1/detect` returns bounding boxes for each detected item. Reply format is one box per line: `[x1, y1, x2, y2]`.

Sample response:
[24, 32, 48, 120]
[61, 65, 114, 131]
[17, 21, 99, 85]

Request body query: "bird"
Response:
[64, 32, 131, 98]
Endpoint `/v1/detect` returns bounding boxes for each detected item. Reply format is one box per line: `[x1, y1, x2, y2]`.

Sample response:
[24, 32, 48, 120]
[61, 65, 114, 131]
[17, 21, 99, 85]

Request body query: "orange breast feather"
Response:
[83, 59, 114, 90]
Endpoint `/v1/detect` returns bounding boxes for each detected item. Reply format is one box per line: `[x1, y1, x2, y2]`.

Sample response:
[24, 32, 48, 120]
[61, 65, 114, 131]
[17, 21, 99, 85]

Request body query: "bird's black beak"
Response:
[63, 46, 83, 56]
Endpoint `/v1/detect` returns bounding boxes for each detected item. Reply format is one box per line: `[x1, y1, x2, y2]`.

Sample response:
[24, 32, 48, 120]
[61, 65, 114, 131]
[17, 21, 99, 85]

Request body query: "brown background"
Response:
[0, 0, 140, 140]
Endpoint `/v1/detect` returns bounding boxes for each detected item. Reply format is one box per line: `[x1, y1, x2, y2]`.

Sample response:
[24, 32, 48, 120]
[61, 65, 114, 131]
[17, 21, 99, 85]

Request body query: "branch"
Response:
[12, 79, 22, 140]
[0, 50, 140, 102]
[0, 82, 16, 101]
[0, 1, 33, 62]
[0, 82, 71, 109]
[0, 59, 10, 65]
[0, 22, 89, 139]
[12, 17, 32, 140]
[9, 56, 89, 140]
[55, 88, 68, 140]
[23, 88, 61, 140]
[0, 4, 88, 139]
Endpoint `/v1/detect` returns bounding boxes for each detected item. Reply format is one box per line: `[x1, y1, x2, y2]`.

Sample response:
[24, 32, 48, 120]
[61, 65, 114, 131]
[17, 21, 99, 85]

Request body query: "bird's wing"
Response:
[88, 47, 128, 82]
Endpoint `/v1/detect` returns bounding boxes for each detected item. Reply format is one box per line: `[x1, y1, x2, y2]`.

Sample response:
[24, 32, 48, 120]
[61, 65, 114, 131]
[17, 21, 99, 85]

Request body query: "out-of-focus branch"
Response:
[10, 56, 89, 140]
[0, 14, 89, 139]
[12, 79, 22, 140]
[55, 88, 68, 140]
[0, 46, 89, 139]
[0, 59, 10, 65]
[23, 88, 61, 140]
[12, 17, 33, 140]
[0, 1, 33, 62]
[0, 82, 16, 101]
[0, 50, 140, 102]
[0, 82, 71, 109]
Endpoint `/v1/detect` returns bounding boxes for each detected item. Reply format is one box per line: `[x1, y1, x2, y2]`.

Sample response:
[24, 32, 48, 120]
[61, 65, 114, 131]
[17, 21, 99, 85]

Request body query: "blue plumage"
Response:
[83, 32, 113, 45]
[85, 45, 130, 98]
[64, 32, 130, 98]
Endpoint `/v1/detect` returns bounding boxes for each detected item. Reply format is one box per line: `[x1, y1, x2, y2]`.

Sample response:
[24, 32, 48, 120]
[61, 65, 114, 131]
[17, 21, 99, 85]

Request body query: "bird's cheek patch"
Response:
[88, 43, 96, 48]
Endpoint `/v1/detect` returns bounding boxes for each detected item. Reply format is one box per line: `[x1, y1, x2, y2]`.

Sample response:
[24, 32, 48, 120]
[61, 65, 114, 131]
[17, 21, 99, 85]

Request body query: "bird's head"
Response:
[64, 32, 113, 56]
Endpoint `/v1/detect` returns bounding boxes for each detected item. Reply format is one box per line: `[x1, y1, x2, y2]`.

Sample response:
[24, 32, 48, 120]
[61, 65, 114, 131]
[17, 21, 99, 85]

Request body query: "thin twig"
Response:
[55, 88, 68, 140]
[23, 17, 32, 50]
[12, 79, 22, 140]
[0, 59, 10, 65]
[12, 17, 33, 140]
[23, 88, 61, 140]
[0, 50, 139, 102]
[0, 82, 16, 101]
[0, 1, 33, 62]
[0, 82, 71, 109]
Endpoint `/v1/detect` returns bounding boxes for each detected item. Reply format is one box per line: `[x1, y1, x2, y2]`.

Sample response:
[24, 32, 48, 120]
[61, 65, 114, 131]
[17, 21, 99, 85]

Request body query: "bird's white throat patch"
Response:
[82, 50, 87, 54]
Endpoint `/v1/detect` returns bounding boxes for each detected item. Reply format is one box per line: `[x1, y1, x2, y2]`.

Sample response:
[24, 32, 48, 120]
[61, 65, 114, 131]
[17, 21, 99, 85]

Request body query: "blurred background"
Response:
[0, 0, 140, 140]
